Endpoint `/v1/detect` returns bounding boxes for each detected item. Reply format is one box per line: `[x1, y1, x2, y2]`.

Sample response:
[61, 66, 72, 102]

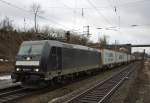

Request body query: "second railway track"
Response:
[65, 62, 138, 103]
[0, 86, 35, 103]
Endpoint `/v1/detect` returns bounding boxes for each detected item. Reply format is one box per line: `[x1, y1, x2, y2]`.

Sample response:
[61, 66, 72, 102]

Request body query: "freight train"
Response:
[11, 40, 136, 88]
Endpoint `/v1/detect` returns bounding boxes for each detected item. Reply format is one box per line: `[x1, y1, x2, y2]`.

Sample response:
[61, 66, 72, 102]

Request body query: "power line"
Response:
[107, 0, 115, 10]
[0, 0, 29, 12]
[98, 0, 150, 9]
[57, 0, 72, 9]
[0, 0, 71, 30]
[87, 0, 114, 26]
[106, 0, 121, 32]
[45, 0, 150, 10]
[115, 0, 121, 28]
[73, 0, 77, 29]
[119, 0, 150, 6]
[58, 0, 82, 31]
[106, 0, 119, 26]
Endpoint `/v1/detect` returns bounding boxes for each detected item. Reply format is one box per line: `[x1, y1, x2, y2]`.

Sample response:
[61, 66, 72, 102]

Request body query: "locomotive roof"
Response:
[22, 40, 99, 52]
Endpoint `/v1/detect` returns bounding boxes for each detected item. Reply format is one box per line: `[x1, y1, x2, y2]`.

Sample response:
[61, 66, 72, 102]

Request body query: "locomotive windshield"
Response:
[18, 44, 43, 55]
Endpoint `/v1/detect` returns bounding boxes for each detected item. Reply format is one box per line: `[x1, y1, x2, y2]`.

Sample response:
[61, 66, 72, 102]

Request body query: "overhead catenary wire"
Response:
[43, 0, 150, 10]
[0, 0, 71, 30]
[108, 0, 121, 28]
[73, 0, 77, 30]
[86, 0, 122, 35]
[56, 0, 87, 35]
[106, 0, 119, 26]
[106, 0, 115, 11]
[0, 0, 149, 34]
[106, 0, 122, 35]
[116, 0, 121, 28]
[58, 0, 85, 32]
[57, 0, 72, 9]
[87, 0, 114, 26]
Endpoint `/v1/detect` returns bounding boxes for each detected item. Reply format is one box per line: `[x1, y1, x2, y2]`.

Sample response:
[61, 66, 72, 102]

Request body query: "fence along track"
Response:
[65, 63, 138, 103]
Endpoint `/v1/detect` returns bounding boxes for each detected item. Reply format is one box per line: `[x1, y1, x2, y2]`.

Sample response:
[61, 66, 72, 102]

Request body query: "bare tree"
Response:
[68, 33, 89, 45]
[0, 17, 13, 32]
[98, 35, 108, 49]
[30, 3, 43, 33]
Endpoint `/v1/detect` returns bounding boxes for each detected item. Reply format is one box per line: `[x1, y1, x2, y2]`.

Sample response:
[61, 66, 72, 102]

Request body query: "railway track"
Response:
[65, 63, 138, 103]
[0, 63, 138, 103]
[0, 86, 34, 103]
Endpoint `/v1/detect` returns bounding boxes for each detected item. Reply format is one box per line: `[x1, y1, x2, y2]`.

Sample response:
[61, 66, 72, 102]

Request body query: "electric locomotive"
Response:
[11, 40, 100, 87]
[11, 40, 136, 88]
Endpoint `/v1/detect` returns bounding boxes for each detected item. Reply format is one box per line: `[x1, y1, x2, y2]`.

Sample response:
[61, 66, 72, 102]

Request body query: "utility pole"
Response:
[65, 31, 70, 42]
[87, 25, 89, 37]
[82, 8, 84, 17]
[83, 25, 90, 37]
[143, 49, 145, 60]
[115, 40, 117, 51]
[115, 40, 117, 64]
[142, 49, 145, 66]
[23, 18, 26, 32]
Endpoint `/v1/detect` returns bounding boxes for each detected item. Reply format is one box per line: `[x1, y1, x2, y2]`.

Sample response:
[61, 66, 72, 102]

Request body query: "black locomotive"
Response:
[11, 40, 100, 87]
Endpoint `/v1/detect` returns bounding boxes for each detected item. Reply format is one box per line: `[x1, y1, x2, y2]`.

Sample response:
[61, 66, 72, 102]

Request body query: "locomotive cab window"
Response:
[18, 44, 44, 55]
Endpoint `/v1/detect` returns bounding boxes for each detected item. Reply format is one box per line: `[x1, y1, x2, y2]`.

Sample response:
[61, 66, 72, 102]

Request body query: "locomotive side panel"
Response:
[60, 48, 100, 74]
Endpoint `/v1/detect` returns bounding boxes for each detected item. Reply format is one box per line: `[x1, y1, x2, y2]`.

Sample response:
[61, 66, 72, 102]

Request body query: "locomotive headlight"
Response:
[16, 68, 20, 71]
[34, 68, 39, 72]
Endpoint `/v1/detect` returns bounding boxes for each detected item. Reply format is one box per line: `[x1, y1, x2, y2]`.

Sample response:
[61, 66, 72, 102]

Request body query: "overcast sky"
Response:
[0, 0, 150, 53]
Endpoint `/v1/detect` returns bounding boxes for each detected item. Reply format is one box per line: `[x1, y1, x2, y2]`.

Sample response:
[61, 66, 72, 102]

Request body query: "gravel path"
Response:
[111, 61, 150, 103]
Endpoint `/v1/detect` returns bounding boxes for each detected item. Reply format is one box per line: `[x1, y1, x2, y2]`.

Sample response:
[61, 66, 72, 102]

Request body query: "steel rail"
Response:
[64, 63, 138, 103]
[0, 86, 32, 103]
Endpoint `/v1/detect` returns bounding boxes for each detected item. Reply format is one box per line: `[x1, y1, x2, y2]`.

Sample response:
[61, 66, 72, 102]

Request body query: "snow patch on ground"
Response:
[0, 75, 11, 80]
